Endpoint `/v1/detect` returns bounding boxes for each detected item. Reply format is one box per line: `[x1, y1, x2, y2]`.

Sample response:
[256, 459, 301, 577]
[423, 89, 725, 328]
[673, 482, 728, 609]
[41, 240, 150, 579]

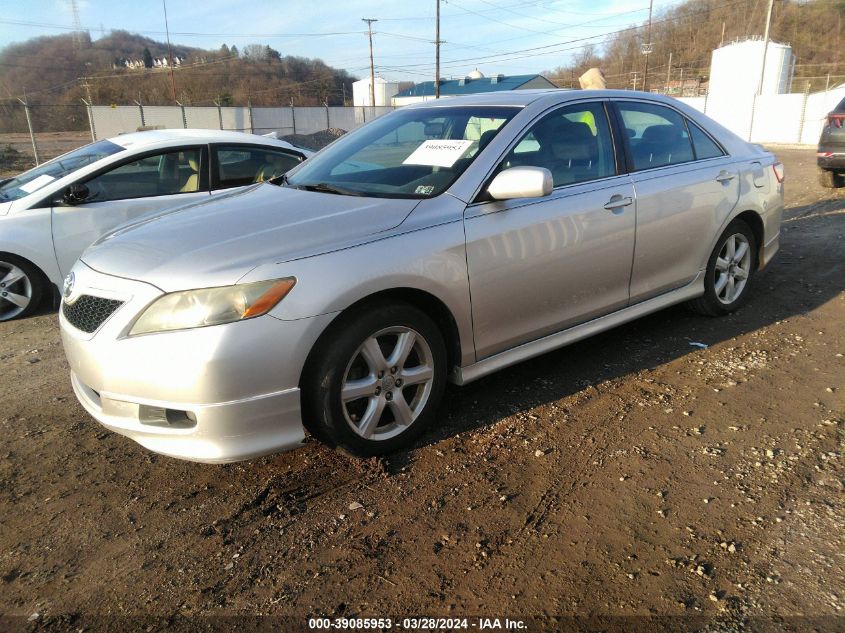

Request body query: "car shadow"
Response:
[383, 198, 845, 471]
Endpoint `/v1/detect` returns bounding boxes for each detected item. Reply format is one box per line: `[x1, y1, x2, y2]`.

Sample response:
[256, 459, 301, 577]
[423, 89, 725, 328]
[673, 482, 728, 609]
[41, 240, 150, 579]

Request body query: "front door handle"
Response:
[715, 170, 737, 183]
[603, 195, 633, 211]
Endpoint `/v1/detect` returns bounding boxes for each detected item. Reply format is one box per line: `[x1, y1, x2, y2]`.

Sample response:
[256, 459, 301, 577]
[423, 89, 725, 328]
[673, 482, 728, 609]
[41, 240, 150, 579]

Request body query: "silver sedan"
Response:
[58, 90, 784, 462]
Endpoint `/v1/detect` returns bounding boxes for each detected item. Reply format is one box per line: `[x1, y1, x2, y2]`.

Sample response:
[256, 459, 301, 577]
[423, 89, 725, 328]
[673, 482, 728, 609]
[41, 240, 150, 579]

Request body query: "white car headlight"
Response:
[128, 278, 296, 336]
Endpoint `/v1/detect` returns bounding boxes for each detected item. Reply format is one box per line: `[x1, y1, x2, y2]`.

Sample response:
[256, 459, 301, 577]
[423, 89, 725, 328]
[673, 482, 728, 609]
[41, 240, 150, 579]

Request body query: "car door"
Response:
[464, 100, 636, 360]
[613, 100, 741, 303]
[210, 144, 305, 194]
[51, 146, 210, 277]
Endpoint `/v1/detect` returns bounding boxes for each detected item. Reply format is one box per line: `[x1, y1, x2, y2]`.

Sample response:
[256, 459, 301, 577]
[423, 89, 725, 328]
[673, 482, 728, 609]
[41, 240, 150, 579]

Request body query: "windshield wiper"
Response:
[267, 173, 289, 186]
[296, 182, 366, 197]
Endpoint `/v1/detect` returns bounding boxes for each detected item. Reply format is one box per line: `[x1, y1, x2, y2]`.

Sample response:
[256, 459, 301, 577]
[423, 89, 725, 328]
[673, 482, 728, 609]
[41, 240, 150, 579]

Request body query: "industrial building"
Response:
[391, 71, 556, 106]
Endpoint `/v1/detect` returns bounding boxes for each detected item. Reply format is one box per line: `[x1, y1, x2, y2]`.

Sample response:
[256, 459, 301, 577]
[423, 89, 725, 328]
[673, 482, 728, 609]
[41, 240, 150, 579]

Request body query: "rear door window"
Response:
[616, 102, 695, 171]
[214, 146, 302, 190]
[687, 121, 725, 160]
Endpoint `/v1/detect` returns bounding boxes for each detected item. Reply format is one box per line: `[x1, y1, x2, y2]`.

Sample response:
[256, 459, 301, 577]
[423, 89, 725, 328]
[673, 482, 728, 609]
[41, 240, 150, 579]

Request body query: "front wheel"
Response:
[0, 255, 46, 322]
[687, 219, 757, 317]
[302, 302, 447, 456]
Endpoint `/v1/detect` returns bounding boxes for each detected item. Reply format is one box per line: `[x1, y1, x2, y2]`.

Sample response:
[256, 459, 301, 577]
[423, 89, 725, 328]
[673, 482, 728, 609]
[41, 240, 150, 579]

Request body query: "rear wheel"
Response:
[303, 302, 447, 456]
[818, 169, 844, 188]
[0, 255, 45, 322]
[687, 219, 756, 317]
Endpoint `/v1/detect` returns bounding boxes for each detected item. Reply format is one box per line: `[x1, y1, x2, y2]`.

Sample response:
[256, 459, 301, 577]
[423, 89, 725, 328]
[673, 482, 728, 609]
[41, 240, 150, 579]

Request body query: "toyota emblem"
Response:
[62, 272, 75, 299]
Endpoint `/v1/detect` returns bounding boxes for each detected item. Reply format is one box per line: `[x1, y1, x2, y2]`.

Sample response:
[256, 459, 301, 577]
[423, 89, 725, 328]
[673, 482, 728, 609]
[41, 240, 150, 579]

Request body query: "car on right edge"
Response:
[818, 95, 845, 188]
[59, 90, 785, 462]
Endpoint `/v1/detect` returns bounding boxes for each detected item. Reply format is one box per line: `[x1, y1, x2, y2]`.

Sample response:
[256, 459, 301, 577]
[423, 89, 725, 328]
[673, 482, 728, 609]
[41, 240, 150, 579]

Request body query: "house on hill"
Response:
[392, 71, 556, 105]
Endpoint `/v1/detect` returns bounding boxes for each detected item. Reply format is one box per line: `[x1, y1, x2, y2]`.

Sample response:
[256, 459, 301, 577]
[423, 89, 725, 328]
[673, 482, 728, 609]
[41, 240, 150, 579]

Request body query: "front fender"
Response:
[239, 219, 475, 367]
[0, 210, 62, 288]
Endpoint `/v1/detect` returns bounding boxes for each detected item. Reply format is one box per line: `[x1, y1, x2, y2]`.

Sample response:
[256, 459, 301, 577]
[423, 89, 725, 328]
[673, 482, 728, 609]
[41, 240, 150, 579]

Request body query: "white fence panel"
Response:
[220, 107, 251, 132]
[184, 107, 221, 130]
[328, 107, 357, 131]
[142, 105, 185, 130]
[293, 107, 329, 135]
[705, 93, 756, 141]
[677, 96, 707, 114]
[749, 94, 805, 144]
[91, 106, 142, 139]
[800, 86, 845, 145]
[251, 107, 295, 135]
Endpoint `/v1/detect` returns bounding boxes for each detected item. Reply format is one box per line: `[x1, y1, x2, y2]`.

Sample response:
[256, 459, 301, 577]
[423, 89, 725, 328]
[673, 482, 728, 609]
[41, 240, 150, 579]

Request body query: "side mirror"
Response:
[63, 183, 90, 205]
[487, 166, 553, 201]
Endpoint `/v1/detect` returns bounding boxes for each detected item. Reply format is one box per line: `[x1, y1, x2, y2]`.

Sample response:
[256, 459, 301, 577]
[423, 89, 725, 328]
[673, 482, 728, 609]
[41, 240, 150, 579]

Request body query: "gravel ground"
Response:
[0, 147, 843, 632]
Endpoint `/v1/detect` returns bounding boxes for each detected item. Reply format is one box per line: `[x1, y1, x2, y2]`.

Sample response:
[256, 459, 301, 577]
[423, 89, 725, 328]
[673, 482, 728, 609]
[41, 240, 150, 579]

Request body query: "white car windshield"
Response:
[0, 139, 125, 202]
[283, 106, 519, 198]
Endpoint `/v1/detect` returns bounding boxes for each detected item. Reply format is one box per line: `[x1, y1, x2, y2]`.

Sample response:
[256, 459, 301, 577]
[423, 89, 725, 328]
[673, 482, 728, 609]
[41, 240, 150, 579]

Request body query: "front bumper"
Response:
[70, 371, 304, 463]
[60, 261, 338, 463]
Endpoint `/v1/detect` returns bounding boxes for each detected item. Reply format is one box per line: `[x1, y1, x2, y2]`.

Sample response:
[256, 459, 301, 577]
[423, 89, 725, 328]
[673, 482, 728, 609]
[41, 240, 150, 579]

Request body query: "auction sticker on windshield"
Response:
[403, 139, 474, 168]
[19, 174, 55, 194]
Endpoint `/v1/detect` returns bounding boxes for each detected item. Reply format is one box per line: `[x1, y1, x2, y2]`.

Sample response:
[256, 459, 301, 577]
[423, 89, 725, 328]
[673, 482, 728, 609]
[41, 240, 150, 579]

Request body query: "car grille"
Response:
[62, 296, 124, 333]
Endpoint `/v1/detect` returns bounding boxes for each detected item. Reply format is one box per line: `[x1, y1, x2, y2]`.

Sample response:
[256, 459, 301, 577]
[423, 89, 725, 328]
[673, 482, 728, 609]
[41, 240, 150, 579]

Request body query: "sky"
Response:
[0, 0, 679, 81]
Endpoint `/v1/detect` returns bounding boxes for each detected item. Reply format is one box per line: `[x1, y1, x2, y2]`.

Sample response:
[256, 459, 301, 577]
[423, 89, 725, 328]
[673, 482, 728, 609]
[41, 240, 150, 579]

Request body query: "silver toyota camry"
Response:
[59, 90, 784, 463]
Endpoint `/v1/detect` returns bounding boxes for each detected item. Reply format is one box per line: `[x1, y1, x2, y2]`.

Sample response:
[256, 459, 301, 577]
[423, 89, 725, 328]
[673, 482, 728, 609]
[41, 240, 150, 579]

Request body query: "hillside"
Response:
[546, 0, 845, 93]
[0, 31, 357, 132]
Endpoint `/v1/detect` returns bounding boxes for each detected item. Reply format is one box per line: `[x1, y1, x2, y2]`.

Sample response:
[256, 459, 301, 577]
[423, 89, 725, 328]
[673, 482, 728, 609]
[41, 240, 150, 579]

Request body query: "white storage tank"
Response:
[708, 39, 794, 99]
[352, 77, 400, 106]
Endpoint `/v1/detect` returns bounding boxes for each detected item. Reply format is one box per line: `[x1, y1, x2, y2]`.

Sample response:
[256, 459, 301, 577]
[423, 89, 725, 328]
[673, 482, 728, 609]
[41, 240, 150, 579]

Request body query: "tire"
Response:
[687, 219, 757, 317]
[302, 301, 447, 456]
[818, 169, 844, 188]
[0, 255, 46, 322]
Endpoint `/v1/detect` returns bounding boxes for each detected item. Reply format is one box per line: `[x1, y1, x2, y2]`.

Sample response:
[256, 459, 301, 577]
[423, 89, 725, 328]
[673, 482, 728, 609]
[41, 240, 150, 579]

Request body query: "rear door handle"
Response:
[715, 171, 737, 183]
[603, 195, 633, 211]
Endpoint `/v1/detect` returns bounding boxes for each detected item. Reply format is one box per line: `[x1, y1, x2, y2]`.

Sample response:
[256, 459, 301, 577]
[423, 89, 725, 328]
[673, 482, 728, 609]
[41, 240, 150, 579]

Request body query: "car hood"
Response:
[81, 183, 420, 292]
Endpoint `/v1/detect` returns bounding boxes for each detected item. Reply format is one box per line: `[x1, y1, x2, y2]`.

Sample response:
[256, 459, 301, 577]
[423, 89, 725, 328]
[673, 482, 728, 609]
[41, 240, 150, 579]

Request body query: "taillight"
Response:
[772, 162, 784, 183]
[828, 113, 845, 129]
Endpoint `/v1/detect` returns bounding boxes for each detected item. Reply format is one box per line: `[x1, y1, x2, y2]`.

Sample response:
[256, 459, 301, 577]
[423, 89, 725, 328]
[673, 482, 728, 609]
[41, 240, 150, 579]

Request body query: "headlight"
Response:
[128, 278, 296, 336]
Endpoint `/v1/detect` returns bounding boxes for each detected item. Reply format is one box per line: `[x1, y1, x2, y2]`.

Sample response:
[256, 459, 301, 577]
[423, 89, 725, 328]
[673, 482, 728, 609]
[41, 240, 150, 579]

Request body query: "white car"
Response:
[0, 129, 312, 321]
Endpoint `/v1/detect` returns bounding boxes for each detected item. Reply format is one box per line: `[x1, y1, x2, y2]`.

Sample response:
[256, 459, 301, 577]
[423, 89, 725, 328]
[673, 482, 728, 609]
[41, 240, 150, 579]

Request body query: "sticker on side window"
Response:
[19, 174, 56, 194]
[403, 139, 474, 168]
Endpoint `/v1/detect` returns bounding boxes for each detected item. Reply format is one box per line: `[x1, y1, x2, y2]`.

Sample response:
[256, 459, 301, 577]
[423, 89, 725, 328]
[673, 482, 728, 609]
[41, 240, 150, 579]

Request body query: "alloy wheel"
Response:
[0, 261, 33, 321]
[340, 326, 435, 441]
[714, 233, 751, 305]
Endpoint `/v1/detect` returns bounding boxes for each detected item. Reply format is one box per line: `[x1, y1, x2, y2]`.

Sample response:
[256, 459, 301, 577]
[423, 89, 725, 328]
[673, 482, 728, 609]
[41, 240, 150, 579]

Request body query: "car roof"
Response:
[402, 88, 694, 109]
[107, 128, 299, 151]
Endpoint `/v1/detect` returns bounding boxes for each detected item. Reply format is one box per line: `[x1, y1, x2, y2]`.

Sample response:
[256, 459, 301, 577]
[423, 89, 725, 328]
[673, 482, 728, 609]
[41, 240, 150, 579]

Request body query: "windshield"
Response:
[284, 106, 519, 198]
[0, 139, 125, 202]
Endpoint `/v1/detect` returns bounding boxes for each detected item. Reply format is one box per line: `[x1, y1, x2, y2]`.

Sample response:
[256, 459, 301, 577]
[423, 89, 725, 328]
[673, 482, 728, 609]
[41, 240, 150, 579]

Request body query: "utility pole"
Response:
[362, 18, 378, 107]
[756, 0, 775, 96]
[630, 71, 639, 91]
[641, 0, 654, 92]
[666, 51, 672, 93]
[163, 0, 177, 102]
[18, 92, 40, 165]
[82, 79, 95, 142]
[435, 0, 441, 98]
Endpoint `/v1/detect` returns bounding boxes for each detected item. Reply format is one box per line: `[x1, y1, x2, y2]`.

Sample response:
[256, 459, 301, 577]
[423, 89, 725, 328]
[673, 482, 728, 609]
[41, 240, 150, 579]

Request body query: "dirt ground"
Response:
[0, 147, 843, 632]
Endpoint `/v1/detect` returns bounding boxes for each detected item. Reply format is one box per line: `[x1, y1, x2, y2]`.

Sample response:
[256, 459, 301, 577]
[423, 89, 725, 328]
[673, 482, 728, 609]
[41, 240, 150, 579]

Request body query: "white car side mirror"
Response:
[487, 166, 553, 201]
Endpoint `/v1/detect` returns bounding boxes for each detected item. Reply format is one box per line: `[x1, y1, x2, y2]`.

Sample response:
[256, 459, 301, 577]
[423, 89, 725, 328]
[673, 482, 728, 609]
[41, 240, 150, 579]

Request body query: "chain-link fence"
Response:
[0, 102, 396, 174]
[0, 103, 92, 174]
